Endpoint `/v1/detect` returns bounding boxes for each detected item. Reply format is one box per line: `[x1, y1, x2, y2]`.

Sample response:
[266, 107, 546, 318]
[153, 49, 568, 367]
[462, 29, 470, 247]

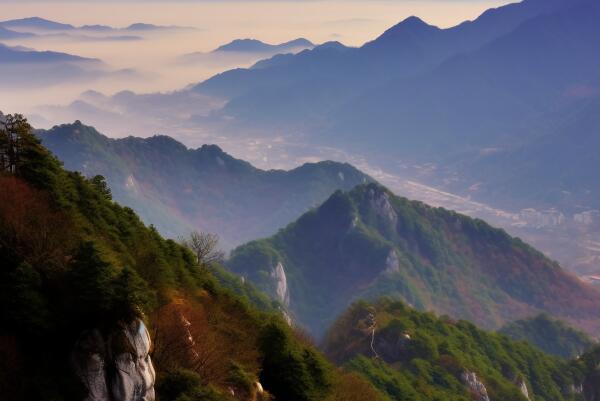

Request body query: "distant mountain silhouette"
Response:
[0, 26, 35, 39]
[178, 38, 314, 67]
[0, 16, 74, 31]
[125, 22, 193, 31]
[194, 0, 574, 102]
[190, 0, 600, 213]
[0, 17, 192, 34]
[0, 43, 98, 63]
[213, 38, 314, 53]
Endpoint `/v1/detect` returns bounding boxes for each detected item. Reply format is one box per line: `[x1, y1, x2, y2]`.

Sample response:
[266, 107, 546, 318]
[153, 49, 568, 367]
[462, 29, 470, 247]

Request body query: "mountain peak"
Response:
[228, 183, 600, 337]
[401, 15, 428, 27]
[363, 15, 440, 50]
[282, 38, 313, 47]
[198, 143, 225, 154]
[213, 37, 314, 53]
[0, 16, 74, 30]
[388, 15, 438, 33]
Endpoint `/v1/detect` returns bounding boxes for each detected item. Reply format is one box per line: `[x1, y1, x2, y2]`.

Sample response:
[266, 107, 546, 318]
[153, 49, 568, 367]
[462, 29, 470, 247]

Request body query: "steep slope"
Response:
[0, 113, 385, 401]
[39, 121, 372, 247]
[499, 314, 597, 358]
[227, 183, 600, 337]
[324, 299, 600, 401]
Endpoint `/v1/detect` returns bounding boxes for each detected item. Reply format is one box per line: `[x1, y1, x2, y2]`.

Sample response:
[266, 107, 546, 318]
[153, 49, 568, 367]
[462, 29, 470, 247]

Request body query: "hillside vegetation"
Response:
[39, 121, 371, 248]
[324, 299, 600, 401]
[228, 184, 600, 337]
[0, 113, 383, 401]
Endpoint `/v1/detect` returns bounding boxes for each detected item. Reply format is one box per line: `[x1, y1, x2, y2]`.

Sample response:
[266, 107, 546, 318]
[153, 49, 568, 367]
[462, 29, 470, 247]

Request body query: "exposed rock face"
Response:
[367, 187, 398, 227]
[73, 319, 156, 401]
[384, 249, 400, 273]
[461, 371, 490, 401]
[271, 262, 290, 307]
[517, 378, 530, 400]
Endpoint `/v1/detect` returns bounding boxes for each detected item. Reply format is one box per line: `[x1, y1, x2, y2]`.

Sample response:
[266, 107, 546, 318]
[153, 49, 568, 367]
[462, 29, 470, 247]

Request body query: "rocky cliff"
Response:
[73, 319, 155, 401]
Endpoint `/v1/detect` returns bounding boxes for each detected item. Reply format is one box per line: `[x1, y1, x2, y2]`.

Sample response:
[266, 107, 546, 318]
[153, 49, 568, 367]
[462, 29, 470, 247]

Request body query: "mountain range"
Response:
[213, 38, 314, 54]
[6, 0, 600, 399]
[57, 0, 600, 221]
[0, 43, 115, 89]
[227, 183, 600, 338]
[0, 17, 192, 33]
[185, 0, 600, 216]
[0, 26, 34, 40]
[39, 120, 372, 248]
[0, 43, 98, 64]
[177, 38, 315, 70]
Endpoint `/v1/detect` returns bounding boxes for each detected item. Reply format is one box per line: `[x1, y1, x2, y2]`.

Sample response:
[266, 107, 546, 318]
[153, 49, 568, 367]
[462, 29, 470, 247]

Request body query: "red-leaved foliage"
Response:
[0, 175, 74, 269]
[151, 297, 262, 395]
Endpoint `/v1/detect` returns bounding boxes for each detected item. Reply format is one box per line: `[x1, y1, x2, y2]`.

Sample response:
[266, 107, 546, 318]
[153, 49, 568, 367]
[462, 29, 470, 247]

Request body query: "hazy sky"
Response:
[2, 1, 513, 47]
[1, 0, 513, 117]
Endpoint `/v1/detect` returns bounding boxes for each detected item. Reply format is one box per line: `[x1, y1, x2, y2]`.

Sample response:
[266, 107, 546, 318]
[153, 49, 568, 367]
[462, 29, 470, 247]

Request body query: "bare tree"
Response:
[180, 231, 224, 265]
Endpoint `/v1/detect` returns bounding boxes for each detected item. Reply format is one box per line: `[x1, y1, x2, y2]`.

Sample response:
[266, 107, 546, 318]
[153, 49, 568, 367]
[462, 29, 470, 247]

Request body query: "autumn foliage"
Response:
[0, 175, 74, 269]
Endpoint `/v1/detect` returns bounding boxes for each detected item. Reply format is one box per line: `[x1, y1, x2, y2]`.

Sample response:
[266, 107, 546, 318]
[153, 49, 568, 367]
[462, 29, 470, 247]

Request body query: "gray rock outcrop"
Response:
[367, 188, 398, 227]
[517, 378, 530, 400]
[461, 371, 490, 401]
[271, 262, 290, 307]
[73, 319, 156, 401]
[384, 249, 400, 274]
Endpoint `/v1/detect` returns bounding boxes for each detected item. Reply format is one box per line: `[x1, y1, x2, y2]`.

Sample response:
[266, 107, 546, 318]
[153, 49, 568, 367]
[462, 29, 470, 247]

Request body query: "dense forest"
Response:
[0, 114, 384, 401]
[324, 299, 600, 401]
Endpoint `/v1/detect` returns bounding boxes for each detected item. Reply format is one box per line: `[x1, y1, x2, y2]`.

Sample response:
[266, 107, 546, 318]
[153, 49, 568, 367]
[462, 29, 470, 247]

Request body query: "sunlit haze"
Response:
[2, 1, 512, 115]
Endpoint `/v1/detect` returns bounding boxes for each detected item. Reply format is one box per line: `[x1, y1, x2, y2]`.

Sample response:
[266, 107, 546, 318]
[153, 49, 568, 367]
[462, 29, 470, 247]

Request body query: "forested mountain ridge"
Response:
[0, 113, 385, 401]
[39, 120, 372, 248]
[324, 299, 600, 401]
[227, 183, 600, 338]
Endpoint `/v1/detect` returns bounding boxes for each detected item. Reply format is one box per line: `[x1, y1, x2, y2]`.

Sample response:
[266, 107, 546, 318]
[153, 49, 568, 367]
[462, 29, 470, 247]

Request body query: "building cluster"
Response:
[518, 208, 565, 228]
[573, 210, 599, 226]
[516, 208, 599, 229]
